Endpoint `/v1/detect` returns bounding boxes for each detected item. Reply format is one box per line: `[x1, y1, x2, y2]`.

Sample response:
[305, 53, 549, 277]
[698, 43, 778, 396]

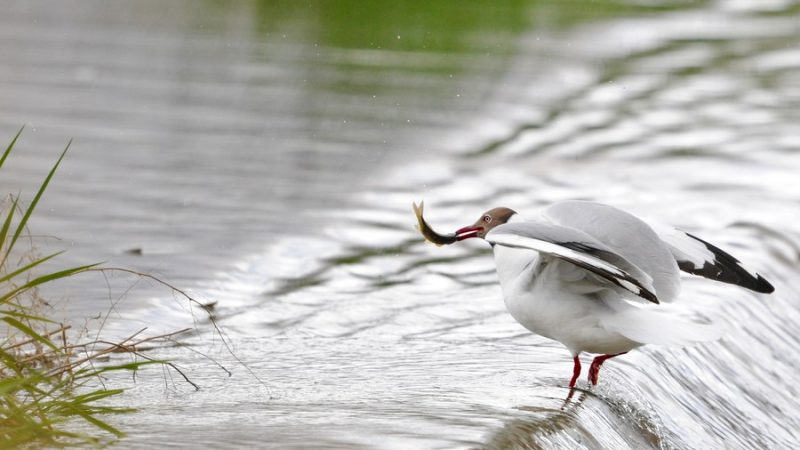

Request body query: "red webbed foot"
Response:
[569, 355, 581, 388]
[588, 352, 628, 385]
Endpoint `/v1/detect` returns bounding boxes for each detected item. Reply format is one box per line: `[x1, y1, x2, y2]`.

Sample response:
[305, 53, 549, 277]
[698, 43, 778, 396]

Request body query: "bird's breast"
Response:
[492, 245, 539, 288]
[493, 246, 557, 335]
[493, 246, 615, 349]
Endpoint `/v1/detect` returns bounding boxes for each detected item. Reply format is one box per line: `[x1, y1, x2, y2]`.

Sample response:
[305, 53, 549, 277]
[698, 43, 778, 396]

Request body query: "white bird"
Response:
[452, 200, 774, 388]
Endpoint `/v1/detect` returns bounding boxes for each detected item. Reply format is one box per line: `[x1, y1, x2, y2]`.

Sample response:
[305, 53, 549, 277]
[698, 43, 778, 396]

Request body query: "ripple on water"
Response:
[3, 0, 800, 448]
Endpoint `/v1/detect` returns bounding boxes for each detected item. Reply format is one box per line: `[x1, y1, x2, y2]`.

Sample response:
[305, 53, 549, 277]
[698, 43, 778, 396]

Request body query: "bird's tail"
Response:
[602, 306, 724, 347]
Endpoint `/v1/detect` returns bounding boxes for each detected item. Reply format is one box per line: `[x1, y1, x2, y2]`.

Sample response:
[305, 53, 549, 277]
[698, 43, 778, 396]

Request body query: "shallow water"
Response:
[1, 0, 800, 448]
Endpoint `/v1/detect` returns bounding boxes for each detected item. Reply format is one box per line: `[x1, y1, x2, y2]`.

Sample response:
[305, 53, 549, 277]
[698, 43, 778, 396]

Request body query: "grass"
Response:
[0, 127, 219, 447]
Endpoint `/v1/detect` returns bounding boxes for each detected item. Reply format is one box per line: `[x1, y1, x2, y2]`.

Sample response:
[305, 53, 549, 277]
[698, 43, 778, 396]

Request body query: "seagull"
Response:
[452, 200, 774, 388]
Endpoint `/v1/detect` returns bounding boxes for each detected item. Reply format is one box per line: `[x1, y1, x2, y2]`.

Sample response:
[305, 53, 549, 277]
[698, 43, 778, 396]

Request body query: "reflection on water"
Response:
[484, 390, 668, 450]
[2, 0, 800, 449]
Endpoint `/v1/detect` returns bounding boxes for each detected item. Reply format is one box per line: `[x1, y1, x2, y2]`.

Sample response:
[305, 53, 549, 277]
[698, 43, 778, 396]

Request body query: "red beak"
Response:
[455, 226, 482, 241]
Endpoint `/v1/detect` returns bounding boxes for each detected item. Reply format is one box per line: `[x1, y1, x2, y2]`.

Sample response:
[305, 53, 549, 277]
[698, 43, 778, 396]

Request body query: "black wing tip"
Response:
[644, 293, 660, 304]
[640, 288, 660, 304]
[752, 275, 775, 294]
[619, 275, 660, 304]
[684, 233, 775, 295]
[735, 272, 774, 294]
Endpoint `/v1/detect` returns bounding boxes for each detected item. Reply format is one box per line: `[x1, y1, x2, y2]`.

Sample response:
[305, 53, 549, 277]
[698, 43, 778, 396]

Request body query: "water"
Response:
[1, 0, 799, 448]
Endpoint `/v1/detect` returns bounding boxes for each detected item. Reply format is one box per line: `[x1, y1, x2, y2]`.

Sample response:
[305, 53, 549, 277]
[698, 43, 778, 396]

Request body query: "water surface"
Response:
[1, 0, 799, 448]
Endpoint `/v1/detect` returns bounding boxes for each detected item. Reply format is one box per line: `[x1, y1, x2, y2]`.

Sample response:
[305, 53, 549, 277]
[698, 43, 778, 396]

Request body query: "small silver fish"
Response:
[412, 201, 457, 246]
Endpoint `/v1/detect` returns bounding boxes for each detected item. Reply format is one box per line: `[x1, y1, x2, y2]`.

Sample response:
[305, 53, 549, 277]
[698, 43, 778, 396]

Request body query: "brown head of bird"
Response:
[455, 207, 517, 240]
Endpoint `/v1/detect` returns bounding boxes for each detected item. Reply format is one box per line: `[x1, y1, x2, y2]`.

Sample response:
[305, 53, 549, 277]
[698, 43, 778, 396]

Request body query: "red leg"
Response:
[588, 352, 628, 385]
[569, 355, 581, 388]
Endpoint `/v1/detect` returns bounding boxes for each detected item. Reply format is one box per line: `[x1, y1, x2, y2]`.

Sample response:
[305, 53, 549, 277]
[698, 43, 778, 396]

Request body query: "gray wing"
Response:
[487, 221, 660, 304]
[543, 200, 682, 302]
[652, 226, 774, 294]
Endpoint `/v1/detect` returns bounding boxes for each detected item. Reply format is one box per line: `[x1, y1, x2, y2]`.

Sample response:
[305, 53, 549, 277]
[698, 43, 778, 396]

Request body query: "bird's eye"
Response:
[483, 215, 492, 223]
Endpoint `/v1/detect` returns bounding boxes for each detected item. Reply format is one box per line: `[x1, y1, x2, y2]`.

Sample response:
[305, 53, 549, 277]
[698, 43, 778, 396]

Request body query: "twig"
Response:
[46, 328, 193, 382]
[165, 336, 232, 377]
[4, 324, 71, 351]
[61, 324, 72, 377]
[47, 328, 148, 377]
[91, 340, 200, 391]
[83, 267, 273, 396]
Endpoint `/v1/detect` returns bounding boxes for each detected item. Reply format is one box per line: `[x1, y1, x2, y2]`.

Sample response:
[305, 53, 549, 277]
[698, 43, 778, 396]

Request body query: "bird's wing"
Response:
[543, 200, 682, 302]
[487, 222, 660, 304]
[650, 225, 774, 294]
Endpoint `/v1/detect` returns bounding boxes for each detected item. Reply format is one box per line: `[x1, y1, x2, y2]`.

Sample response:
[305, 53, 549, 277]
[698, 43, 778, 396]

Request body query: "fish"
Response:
[412, 201, 457, 246]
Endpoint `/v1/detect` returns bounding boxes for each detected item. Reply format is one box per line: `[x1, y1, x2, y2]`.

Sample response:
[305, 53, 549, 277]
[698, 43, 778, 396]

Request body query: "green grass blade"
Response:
[1, 317, 58, 351]
[3, 140, 70, 264]
[0, 348, 24, 375]
[0, 262, 99, 305]
[0, 251, 63, 284]
[0, 376, 27, 396]
[0, 195, 19, 256]
[62, 405, 125, 437]
[70, 388, 125, 405]
[74, 360, 160, 379]
[0, 309, 55, 323]
[0, 125, 24, 171]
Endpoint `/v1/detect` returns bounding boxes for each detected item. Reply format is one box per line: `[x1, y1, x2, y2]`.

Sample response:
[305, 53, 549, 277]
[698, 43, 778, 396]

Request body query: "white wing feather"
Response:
[486, 231, 659, 303]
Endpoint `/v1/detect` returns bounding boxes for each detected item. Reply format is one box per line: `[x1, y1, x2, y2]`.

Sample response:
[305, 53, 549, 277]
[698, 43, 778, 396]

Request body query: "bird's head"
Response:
[455, 207, 517, 240]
